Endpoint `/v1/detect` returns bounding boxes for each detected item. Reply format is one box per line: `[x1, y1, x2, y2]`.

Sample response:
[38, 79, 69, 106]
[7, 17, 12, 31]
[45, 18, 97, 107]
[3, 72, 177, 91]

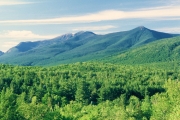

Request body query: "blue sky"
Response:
[0, 0, 180, 52]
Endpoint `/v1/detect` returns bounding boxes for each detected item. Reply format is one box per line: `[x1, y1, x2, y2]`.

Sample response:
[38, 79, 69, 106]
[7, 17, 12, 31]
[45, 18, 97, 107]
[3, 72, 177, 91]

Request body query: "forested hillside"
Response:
[104, 36, 180, 64]
[0, 62, 180, 119]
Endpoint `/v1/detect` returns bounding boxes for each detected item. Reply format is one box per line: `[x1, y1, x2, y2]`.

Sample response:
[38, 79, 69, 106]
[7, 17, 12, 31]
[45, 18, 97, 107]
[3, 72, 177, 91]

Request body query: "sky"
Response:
[0, 0, 180, 52]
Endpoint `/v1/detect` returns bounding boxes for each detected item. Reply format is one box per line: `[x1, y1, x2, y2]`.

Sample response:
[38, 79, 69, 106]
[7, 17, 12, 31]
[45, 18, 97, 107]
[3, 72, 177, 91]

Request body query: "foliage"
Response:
[0, 62, 180, 119]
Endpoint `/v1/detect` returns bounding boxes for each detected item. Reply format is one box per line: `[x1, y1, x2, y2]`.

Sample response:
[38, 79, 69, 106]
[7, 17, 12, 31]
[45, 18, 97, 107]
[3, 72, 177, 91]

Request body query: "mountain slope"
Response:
[5, 32, 87, 53]
[0, 26, 178, 66]
[104, 36, 180, 64]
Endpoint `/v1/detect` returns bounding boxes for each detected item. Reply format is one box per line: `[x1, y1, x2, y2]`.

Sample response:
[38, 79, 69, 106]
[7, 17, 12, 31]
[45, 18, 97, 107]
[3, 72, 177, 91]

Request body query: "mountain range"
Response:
[0, 26, 179, 66]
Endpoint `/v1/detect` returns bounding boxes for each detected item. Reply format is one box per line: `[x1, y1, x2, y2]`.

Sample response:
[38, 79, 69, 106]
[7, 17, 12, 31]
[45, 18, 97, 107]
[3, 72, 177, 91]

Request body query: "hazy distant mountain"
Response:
[6, 33, 75, 53]
[0, 26, 178, 66]
[0, 51, 4, 56]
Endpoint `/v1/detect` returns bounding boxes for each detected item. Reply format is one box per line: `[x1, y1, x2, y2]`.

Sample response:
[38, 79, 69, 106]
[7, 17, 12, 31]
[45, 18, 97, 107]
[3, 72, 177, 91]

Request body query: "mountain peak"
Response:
[136, 26, 148, 30]
[55, 31, 95, 40]
[130, 26, 150, 33]
[139, 26, 145, 30]
[55, 33, 73, 40]
[74, 31, 95, 36]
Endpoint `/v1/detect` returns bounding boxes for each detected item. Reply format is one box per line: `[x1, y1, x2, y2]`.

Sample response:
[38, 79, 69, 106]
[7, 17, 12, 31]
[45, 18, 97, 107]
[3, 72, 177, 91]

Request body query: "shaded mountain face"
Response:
[0, 27, 178, 66]
[0, 51, 4, 56]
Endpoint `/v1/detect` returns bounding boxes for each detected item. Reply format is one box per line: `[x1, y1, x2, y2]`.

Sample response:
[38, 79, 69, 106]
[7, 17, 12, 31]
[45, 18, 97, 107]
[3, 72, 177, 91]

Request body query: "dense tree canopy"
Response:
[0, 62, 180, 119]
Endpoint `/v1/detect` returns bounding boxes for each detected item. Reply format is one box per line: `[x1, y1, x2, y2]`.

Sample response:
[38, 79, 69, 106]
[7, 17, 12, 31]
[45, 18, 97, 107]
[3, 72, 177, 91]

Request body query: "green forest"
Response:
[0, 62, 180, 120]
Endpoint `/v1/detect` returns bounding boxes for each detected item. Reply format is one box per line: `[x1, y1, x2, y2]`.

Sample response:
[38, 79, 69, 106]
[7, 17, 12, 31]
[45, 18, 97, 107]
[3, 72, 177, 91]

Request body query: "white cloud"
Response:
[2, 42, 18, 47]
[0, 30, 58, 52]
[155, 27, 180, 33]
[0, 6, 180, 25]
[0, 41, 18, 52]
[0, 1, 33, 6]
[72, 25, 116, 31]
[0, 30, 57, 40]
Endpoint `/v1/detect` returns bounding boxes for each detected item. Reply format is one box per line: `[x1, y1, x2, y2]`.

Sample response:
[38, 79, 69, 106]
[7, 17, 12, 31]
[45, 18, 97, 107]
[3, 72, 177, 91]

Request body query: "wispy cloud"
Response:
[155, 27, 180, 33]
[0, 30, 58, 52]
[0, 30, 57, 40]
[0, 1, 33, 6]
[151, 17, 180, 21]
[72, 25, 116, 31]
[1, 42, 19, 52]
[0, 6, 180, 25]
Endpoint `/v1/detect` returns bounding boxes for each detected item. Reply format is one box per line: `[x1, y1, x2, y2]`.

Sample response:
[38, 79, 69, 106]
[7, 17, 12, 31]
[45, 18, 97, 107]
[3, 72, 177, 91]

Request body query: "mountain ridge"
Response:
[0, 26, 179, 66]
[0, 51, 4, 56]
[6, 31, 95, 54]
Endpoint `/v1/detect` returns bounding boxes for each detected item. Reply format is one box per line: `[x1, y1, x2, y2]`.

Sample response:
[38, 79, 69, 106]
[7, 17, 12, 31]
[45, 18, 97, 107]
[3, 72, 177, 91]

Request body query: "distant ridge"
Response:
[0, 51, 4, 56]
[0, 26, 178, 66]
[6, 31, 95, 53]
